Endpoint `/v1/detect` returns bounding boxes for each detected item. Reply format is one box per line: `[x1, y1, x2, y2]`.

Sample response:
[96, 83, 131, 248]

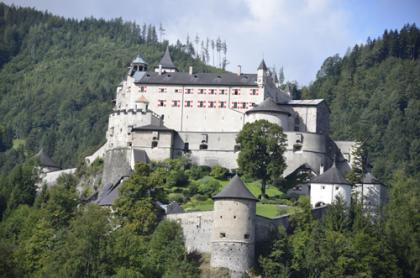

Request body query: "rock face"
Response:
[101, 148, 132, 186]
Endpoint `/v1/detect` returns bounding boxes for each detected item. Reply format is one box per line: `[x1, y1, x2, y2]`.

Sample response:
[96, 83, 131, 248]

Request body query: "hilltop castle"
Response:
[60, 47, 383, 275]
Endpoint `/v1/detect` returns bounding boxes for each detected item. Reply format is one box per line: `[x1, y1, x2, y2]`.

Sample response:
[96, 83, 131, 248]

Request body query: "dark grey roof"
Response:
[34, 149, 60, 169]
[258, 59, 268, 70]
[311, 163, 351, 185]
[132, 124, 174, 132]
[132, 149, 149, 164]
[158, 46, 177, 69]
[135, 72, 258, 86]
[96, 180, 122, 206]
[362, 172, 382, 184]
[246, 97, 292, 115]
[132, 55, 147, 64]
[213, 175, 258, 201]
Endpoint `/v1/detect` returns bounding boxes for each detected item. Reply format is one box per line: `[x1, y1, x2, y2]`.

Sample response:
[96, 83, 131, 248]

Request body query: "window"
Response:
[219, 89, 225, 95]
[293, 144, 302, 152]
[249, 102, 256, 107]
[321, 186, 325, 189]
[335, 186, 339, 190]
[158, 100, 166, 107]
[184, 143, 190, 153]
[159, 88, 165, 93]
[185, 100, 192, 107]
[172, 100, 180, 107]
[151, 141, 158, 148]
[251, 88, 257, 95]
[244, 234, 249, 239]
[140, 86, 146, 92]
[209, 89, 215, 94]
[208, 101, 216, 108]
[219, 101, 226, 108]
[152, 131, 159, 140]
[232, 102, 238, 109]
[186, 88, 192, 94]
[294, 117, 300, 131]
[233, 215, 236, 219]
[234, 145, 240, 152]
[198, 89, 205, 94]
[219, 232, 226, 238]
[127, 142, 132, 147]
[233, 89, 239, 95]
[199, 143, 208, 150]
[241, 102, 247, 109]
[198, 101, 205, 108]
[174, 89, 179, 93]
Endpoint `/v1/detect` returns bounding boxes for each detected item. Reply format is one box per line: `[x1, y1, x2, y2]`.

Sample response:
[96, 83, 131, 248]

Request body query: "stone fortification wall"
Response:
[102, 148, 132, 185]
[166, 211, 213, 253]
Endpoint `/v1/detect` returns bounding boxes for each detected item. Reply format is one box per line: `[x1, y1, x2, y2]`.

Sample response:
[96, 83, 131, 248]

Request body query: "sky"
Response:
[4, 0, 420, 85]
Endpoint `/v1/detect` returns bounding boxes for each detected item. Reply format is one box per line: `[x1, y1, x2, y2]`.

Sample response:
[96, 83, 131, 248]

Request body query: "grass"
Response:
[12, 139, 25, 149]
[181, 176, 289, 218]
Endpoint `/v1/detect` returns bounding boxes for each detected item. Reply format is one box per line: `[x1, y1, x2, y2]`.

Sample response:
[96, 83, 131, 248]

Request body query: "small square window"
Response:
[233, 89, 239, 95]
[151, 141, 158, 148]
[244, 234, 249, 239]
[220, 89, 225, 95]
[140, 86, 146, 92]
[220, 232, 226, 238]
[242, 102, 247, 109]
[232, 102, 238, 109]
[198, 101, 205, 108]
[199, 89, 205, 94]
[185, 101, 192, 107]
[209, 101, 215, 108]
[251, 89, 257, 95]
[159, 88, 165, 93]
[322, 186, 325, 189]
[219, 101, 226, 108]
[209, 89, 215, 94]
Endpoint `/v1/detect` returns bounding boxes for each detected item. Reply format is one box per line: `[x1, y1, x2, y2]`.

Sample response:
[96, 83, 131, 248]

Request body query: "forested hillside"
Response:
[0, 3, 220, 169]
[304, 24, 420, 180]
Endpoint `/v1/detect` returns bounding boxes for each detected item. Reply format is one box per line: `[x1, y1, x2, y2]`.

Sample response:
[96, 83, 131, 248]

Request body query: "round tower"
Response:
[210, 175, 258, 274]
[245, 97, 291, 131]
[129, 55, 148, 76]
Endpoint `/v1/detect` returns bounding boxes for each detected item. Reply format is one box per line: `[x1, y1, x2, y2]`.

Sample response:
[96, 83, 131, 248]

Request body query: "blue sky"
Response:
[5, 0, 420, 85]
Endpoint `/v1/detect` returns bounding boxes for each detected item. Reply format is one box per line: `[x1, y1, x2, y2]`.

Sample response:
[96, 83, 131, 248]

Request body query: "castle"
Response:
[38, 47, 385, 276]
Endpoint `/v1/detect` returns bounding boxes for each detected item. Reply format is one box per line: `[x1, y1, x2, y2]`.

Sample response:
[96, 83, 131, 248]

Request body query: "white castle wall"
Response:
[166, 211, 214, 253]
[353, 183, 385, 215]
[131, 130, 173, 161]
[245, 112, 290, 131]
[311, 183, 352, 207]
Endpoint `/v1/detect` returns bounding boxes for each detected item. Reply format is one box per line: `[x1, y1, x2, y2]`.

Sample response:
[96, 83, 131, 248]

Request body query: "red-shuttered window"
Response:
[185, 88, 193, 94]
[198, 100, 206, 108]
[208, 101, 216, 108]
[158, 100, 166, 107]
[250, 88, 258, 95]
[233, 89, 240, 95]
[198, 88, 206, 94]
[231, 101, 238, 109]
[172, 100, 181, 107]
[185, 100, 193, 107]
[219, 101, 226, 108]
[219, 89, 226, 95]
[140, 86, 147, 92]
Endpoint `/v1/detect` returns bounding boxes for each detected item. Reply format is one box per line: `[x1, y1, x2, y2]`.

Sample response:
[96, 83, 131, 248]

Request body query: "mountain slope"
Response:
[0, 3, 220, 168]
[305, 24, 420, 180]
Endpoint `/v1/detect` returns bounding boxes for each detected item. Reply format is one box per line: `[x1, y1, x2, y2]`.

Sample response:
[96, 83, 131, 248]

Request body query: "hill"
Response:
[304, 24, 420, 180]
[0, 3, 221, 169]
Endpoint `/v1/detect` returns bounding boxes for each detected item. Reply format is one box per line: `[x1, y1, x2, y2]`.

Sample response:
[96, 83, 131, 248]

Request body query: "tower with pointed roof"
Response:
[310, 161, 352, 207]
[353, 172, 385, 216]
[257, 59, 268, 87]
[155, 46, 178, 73]
[210, 175, 258, 274]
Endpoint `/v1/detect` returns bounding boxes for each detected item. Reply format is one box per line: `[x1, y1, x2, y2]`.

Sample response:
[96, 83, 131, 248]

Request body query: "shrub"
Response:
[198, 179, 220, 197]
[167, 193, 185, 203]
[209, 165, 229, 180]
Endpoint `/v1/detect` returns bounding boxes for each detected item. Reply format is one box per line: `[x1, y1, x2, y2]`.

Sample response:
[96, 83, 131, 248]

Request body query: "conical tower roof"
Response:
[158, 46, 177, 69]
[311, 162, 350, 185]
[245, 97, 291, 114]
[34, 149, 60, 169]
[213, 175, 258, 201]
[257, 59, 268, 70]
[361, 172, 382, 184]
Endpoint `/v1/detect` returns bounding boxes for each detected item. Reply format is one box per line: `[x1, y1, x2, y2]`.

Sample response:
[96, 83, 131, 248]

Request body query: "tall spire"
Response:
[158, 46, 177, 70]
[257, 59, 268, 71]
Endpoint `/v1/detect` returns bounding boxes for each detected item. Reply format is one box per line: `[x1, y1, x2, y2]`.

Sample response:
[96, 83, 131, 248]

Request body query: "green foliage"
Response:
[306, 24, 420, 181]
[0, 3, 220, 170]
[209, 165, 229, 180]
[236, 120, 287, 198]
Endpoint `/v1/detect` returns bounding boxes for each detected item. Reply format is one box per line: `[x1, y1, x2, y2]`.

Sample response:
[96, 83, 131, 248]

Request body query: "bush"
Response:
[209, 165, 229, 180]
[166, 170, 188, 187]
[167, 193, 186, 203]
[185, 165, 211, 180]
[198, 179, 220, 197]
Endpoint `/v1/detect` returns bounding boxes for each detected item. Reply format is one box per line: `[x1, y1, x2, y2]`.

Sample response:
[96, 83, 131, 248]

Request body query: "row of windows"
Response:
[157, 100, 256, 109]
[139, 86, 259, 95]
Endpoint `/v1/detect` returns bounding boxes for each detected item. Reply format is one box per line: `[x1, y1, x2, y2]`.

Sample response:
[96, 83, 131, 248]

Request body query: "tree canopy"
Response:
[236, 119, 287, 198]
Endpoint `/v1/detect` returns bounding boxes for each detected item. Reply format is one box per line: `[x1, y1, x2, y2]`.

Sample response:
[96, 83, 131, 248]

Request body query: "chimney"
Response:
[158, 64, 162, 75]
[189, 66, 193, 75]
[237, 65, 242, 76]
